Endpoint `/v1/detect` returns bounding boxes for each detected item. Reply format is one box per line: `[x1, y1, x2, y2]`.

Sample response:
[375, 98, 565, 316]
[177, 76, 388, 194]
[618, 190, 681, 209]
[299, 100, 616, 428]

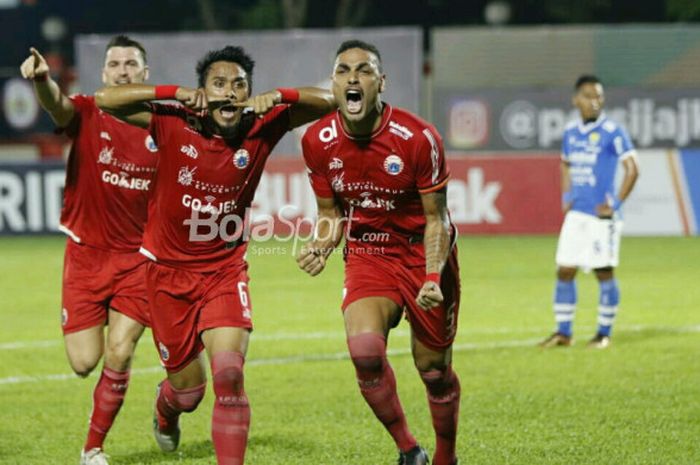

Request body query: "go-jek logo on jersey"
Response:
[101, 170, 151, 191]
[348, 192, 396, 211]
[182, 194, 237, 215]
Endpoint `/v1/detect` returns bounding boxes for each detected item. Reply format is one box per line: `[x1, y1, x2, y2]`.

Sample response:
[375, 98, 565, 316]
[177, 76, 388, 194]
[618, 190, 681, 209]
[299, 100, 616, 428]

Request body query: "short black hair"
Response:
[575, 74, 602, 90]
[196, 46, 255, 90]
[105, 35, 147, 63]
[336, 39, 382, 70]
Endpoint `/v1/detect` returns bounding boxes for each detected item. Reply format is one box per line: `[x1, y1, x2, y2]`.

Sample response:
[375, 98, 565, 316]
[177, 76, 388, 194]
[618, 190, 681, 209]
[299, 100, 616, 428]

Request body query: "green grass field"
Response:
[1, 235, 698, 465]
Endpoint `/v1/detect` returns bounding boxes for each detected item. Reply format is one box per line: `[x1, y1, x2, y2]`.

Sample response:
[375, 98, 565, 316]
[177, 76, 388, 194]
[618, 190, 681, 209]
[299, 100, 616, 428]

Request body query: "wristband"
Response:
[33, 74, 48, 82]
[562, 191, 573, 205]
[276, 87, 299, 103]
[425, 272, 441, 286]
[155, 85, 179, 100]
[612, 196, 623, 211]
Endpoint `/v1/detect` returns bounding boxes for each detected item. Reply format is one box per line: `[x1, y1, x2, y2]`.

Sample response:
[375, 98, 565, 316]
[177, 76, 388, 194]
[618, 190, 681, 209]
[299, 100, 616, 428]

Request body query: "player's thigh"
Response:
[64, 324, 105, 377]
[201, 326, 250, 358]
[103, 309, 146, 371]
[167, 353, 208, 390]
[344, 296, 403, 338]
[411, 335, 452, 372]
[555, 211, 589, 268]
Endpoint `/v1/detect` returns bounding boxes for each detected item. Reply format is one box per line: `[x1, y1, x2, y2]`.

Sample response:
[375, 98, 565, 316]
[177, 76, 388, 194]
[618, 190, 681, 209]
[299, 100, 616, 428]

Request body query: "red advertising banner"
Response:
[253, 154, 563, 235]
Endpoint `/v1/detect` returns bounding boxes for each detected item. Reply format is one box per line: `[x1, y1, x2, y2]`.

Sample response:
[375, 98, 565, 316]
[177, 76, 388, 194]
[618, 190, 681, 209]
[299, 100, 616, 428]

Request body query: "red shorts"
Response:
[342, 246, 461, 350]
[147, 260, 253, 373]
[61, 239, 150, 334]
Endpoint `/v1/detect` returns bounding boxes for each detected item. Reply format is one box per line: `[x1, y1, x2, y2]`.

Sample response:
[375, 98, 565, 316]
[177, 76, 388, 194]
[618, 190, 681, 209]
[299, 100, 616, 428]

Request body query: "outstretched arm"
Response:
[296, 195, 345, 277]
[20, 48, 74, 127]
[95, 84, 207, 128]
[235, 87, 336, 129]
[416, 189, 451, 310]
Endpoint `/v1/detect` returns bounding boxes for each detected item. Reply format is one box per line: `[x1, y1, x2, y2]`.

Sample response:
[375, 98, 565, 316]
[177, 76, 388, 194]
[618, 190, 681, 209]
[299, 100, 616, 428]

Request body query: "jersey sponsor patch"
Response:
[383, 154, 404, 175]
[180, 144, 199, 159]
[98, 146, 114, 164]
[233, 149, 250, 169]
[177, 166, 196, 186]
[329, 157, 344, 170]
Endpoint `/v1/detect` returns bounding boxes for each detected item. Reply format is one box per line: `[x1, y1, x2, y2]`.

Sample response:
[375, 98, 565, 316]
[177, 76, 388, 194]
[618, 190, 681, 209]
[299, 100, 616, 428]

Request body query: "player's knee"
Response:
[104, 339, 136, 371]
[171, 383, 206, 413]
[419, 366, 459, 400]
[347, 333, 387, 374]
[68, 354, 101, 378]
[211, 351, 246, 405]
[557, 267, 577, 281]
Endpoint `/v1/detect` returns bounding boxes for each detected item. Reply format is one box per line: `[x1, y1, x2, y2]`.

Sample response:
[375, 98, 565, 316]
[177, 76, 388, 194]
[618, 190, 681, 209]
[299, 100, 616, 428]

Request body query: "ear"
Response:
[101, 68, 108, 86]
[143, 65, 150, 81]
[379, 74, 386, 93]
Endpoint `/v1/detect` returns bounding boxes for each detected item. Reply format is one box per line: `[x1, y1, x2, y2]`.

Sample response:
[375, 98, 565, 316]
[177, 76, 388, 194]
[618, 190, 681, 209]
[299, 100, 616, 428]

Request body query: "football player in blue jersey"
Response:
[540, 75, 639, 349]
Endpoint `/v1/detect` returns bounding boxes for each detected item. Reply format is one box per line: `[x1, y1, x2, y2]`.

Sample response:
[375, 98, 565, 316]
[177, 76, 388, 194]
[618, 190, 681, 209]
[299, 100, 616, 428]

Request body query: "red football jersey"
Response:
[60, 95, 157, 251]
[302, 104, 452, 264]
[140, 104, 290, 271]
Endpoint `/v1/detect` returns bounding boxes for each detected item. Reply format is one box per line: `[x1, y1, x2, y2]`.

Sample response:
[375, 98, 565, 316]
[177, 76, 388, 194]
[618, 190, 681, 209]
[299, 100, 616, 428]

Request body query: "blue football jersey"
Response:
[561, 114, 635, 216]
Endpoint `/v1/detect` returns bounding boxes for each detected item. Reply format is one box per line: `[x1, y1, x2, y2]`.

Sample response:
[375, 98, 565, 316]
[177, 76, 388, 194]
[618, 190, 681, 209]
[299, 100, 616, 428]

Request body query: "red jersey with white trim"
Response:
[60, 95, 157, 251]
[302, 104, 451, 265]
[141, 104, 290, 272]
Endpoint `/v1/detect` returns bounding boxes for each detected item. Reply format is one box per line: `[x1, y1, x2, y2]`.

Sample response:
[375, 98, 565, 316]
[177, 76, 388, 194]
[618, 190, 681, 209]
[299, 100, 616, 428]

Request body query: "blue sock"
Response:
[597, 279, 620, 336]
[553, 279, 577, 336]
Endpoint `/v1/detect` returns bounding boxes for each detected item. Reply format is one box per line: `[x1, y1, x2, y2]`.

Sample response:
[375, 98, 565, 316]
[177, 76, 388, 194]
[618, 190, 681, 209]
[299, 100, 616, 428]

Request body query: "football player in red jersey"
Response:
[95, 45, 334, 465]
[20, 36, 156, 465]
[297, 40, 461, 465]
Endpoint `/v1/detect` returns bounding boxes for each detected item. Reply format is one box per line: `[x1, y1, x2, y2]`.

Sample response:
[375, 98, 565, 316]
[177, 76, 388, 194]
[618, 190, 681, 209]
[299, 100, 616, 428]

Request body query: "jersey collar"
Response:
[577, 112, 606, 134]
[335, 103, 393, 140]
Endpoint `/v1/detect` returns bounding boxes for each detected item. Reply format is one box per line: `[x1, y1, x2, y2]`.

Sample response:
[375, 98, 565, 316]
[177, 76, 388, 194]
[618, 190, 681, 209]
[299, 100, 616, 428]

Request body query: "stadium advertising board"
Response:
[1, 152, 696, 236]
[435, 88, 700, 152]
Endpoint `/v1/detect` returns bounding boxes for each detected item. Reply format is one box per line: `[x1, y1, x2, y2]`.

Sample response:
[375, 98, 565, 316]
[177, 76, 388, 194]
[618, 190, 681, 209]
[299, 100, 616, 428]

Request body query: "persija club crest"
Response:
[158, 342, 170, 361]
[233, 149, 250, 169]
[383, 154, 404, 175]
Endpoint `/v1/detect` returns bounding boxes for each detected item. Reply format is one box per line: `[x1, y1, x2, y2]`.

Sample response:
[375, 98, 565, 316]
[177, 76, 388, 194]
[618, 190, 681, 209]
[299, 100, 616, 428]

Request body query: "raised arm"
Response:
[234, 87, 336, 129]
[296, 195, 345, 277]
[20, 48, 74, 127]
[95, 84, 207, 129]
[416, 189, 451, 310]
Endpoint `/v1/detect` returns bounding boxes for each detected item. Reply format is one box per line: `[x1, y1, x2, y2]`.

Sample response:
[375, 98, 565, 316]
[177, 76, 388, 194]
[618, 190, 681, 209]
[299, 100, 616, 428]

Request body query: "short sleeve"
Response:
[414, 125, 449, 194]
[612, 126, 636, 160]
[301, 132, 333, 198]
[250, 105, 291, 147]
[62, 94, 95, 137]
[147, 102, 184, 148]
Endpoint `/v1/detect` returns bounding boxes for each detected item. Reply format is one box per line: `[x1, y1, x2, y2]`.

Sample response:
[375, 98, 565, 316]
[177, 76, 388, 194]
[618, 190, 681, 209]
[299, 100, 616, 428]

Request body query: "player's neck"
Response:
[341, 102, 385, 137]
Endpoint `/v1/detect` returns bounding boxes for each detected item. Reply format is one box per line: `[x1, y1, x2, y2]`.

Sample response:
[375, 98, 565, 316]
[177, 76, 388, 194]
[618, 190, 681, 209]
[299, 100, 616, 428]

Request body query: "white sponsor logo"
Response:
[145, 135, 158, 152]
[348, 191, 396, 211]
[182, 193, 237, 215]
[388, 121, 414, 140]
[329, 157, 343, 170]
[180, 144, 199, 159]
[233, 149, 250, 169]
[101, 170, 151, 191]
[447, 168, 502, 224]
[319, 119, 338, 143]
[383, 155, 404, 175]
[100, 131, 111, 141]
[98, 146, 114, 165]
[177, 166, 196, 186]
[331, 172, 345, 192]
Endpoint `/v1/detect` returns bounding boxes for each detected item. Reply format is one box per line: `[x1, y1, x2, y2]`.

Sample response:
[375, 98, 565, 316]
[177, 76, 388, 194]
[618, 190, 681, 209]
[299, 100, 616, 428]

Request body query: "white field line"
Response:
[2, 323, 700, 351]
[1, 324, 698, 387]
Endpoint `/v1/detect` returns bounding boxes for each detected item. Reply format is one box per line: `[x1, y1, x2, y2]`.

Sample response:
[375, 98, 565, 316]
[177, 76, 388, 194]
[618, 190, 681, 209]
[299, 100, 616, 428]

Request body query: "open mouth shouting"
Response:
[345, 88, 363, 114]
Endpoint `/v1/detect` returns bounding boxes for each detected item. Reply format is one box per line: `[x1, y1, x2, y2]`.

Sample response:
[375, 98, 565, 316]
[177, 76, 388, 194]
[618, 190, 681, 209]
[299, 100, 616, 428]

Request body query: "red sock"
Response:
[156, 379, 206, 432]
[211, 351, 250, 465]
[84, 367, 129, 451]
[348, 333, 417, 452]
[420, 367, 461, 465]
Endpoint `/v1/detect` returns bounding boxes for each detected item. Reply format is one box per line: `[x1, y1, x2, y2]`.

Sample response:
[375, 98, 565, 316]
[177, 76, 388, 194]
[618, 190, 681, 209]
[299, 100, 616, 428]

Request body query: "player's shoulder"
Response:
[247, 105, 289, 138]
[302, 111, 339, 146]
[601, 116, 625, 134]
[388, 105, 437, 140]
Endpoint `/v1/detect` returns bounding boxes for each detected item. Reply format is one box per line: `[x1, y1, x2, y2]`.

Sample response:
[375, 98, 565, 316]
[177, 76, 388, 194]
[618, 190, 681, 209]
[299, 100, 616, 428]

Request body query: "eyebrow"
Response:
[336, 61, 372, 70]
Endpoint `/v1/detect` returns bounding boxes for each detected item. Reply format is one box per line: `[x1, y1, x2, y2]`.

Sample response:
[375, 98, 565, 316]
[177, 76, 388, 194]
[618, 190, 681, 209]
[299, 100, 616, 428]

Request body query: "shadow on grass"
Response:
[117, 440, 213, 464]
